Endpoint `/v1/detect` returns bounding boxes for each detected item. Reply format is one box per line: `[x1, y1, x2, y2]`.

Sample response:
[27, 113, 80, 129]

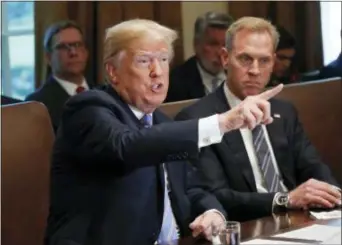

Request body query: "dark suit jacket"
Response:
[1, 95, 22, 105]
[45, 85, 226, 245]
[166, 56, 206, 102]
[25, 76, 77, 132]
[176, 84, 338, 222]
[319, 53, 342, 79]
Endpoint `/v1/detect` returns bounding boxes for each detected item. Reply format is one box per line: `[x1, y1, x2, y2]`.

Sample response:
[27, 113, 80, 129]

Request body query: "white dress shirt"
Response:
[223, 84, 288, 193]
[54, 76, 89, 96]
[196, 62, 226, 95]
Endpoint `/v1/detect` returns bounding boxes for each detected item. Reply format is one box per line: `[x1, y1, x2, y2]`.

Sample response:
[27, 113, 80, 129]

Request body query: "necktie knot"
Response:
[141, 114, 153, 128]
[75, 86, 85, 94]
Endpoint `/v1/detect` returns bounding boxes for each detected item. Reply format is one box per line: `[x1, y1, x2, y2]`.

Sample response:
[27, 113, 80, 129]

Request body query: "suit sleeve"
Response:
[191, 146, 275, 221]
[288, 104, 339, 186]
[184, 162, 227, 219]
[60, 104, 200, 174]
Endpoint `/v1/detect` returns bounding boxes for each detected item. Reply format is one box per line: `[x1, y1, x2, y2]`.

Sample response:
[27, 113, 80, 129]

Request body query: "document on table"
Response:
[273, 224, 341, 243]
[242, 239, 307, 244]
[310, 210, 341, 220]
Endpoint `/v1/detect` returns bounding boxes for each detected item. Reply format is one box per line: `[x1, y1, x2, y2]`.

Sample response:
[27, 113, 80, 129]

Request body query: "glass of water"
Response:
[212, 221, 240, 245]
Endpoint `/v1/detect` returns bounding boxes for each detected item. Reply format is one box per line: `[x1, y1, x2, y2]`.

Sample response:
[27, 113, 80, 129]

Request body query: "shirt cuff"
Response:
[198, 114, 224, 148]
[203, 209, 226, 223]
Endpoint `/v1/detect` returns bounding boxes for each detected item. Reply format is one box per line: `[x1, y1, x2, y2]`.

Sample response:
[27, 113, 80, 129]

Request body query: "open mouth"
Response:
[151, 83, 163, 92]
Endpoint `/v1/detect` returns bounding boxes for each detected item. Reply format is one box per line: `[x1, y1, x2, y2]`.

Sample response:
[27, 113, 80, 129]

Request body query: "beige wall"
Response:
[181, 1, 229, 60]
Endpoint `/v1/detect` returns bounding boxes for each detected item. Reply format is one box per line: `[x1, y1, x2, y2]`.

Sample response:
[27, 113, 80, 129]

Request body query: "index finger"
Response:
[258, 84, 284, 100]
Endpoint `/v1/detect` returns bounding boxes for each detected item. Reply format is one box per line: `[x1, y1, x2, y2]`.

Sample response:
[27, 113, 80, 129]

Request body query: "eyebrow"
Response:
[134, 50, 169, 55]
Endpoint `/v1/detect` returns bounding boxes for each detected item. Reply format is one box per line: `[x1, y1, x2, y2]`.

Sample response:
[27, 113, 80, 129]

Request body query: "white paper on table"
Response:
[273, 224, 341, 242]
[321, 231, 342, 245]
[242, 239, 306, 244]
[310, 210, 341, 220]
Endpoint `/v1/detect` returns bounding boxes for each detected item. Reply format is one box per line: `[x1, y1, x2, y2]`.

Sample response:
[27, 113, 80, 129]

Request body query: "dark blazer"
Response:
[166, 56, 206, 102]
[176, 84, 338, 222]
[45, 85, 226, 245]
[319, 53, 342, 79]
[25, 76, 71, 132]
[1, 95, 22, 105]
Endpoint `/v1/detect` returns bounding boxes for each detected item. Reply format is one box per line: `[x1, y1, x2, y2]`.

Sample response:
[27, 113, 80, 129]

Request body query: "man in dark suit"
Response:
[176, 17, 341, 222]
[166, 11, 234, 102]
[45, 19, 284, 245]
[319, 30, 342, 79]
[26, 20, 90, 132]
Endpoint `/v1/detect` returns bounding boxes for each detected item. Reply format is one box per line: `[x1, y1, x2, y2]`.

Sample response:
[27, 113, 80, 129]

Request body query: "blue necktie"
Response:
[140, 114, 179, 243]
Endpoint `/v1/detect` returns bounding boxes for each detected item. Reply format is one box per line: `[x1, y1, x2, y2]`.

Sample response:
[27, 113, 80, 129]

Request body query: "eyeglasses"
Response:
[235, 53, 273, 69]
[53, 41, 85, 52]
[133, 51, 171, 68]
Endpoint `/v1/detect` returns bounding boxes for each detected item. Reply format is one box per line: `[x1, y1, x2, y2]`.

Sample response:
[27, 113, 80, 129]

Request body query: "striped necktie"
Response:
[252, 125, 285, 192]
[140, 114, 179, 243]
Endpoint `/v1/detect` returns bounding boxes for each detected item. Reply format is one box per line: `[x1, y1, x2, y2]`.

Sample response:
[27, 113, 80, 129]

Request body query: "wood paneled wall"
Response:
[35, 1, 183, 85]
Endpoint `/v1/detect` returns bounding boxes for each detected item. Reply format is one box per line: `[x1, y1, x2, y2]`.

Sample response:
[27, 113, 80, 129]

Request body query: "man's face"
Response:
[195, 27, 226, 75]
[221, 29, 275, 100]
[106, 39, 170, 113]
[47, 27, 88, 77]
[273, 48, 296, 78]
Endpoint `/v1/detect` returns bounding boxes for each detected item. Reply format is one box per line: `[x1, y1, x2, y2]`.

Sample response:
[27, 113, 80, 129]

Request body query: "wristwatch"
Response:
[273, 192, 290, 213]
[275, 192, 290, 208]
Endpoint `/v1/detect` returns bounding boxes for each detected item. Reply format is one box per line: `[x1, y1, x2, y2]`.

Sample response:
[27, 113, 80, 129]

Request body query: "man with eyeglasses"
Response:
[26, 20, 89, 132]
[176, 17, 340, 222]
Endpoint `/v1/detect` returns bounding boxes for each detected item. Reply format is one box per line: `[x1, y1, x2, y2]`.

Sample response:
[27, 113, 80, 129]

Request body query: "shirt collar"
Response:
[54, 75, 89, 96]
[128, 105, 153, 123]
[223, 83, 242, 108]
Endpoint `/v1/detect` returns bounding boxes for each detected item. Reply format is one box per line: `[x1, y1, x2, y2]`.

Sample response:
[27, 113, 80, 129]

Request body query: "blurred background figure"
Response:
[166, 11, 234, 102]
[319, 30, 342, 79]
[268, 25, 300, 87]
[25, 20, 90, 132]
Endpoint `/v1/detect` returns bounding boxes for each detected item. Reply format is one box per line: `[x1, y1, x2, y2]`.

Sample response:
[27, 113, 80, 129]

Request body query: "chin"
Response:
[244, 88, 261, 97]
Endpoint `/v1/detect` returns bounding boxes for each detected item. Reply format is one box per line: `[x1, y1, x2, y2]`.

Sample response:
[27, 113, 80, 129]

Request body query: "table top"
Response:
[176, 210, 341, 245]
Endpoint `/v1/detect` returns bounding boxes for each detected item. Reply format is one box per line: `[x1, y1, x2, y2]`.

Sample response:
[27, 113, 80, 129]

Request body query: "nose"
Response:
[150, 58, 163, 78]
[68, 46, 78, 56]
[282, 59, 292, 69]
[248, 59, 261, 76]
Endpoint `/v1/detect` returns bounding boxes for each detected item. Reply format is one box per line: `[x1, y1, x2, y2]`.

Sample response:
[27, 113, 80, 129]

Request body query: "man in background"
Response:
[177, 17, 340, 222]
[166, 11, 234, 102]
[268, 25, 300, 86]
[26, 20, 89, 132]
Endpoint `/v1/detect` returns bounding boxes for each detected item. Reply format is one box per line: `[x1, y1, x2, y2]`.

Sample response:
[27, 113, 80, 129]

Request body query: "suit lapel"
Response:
[213, 86, 257, 191]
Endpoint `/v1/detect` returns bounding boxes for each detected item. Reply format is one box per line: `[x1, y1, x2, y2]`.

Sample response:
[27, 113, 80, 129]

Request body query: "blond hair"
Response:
[103, 19, 178, 66]
[225, 16, 279, 51]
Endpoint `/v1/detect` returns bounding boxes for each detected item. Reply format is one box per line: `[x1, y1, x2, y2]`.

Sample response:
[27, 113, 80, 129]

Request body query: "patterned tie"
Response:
[140, 114, 179, 243]
[252, 125, 285, 193]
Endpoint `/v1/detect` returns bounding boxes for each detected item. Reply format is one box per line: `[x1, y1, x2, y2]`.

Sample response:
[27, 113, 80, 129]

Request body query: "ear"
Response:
[105, 63, 118, 85]
[45, 52, 52, 66]
[220, 47, 229, 69]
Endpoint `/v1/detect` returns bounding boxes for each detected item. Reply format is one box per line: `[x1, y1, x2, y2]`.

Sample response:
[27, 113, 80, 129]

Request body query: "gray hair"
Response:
[194, 11, 234, 42]
[103, 19, 178, 67]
